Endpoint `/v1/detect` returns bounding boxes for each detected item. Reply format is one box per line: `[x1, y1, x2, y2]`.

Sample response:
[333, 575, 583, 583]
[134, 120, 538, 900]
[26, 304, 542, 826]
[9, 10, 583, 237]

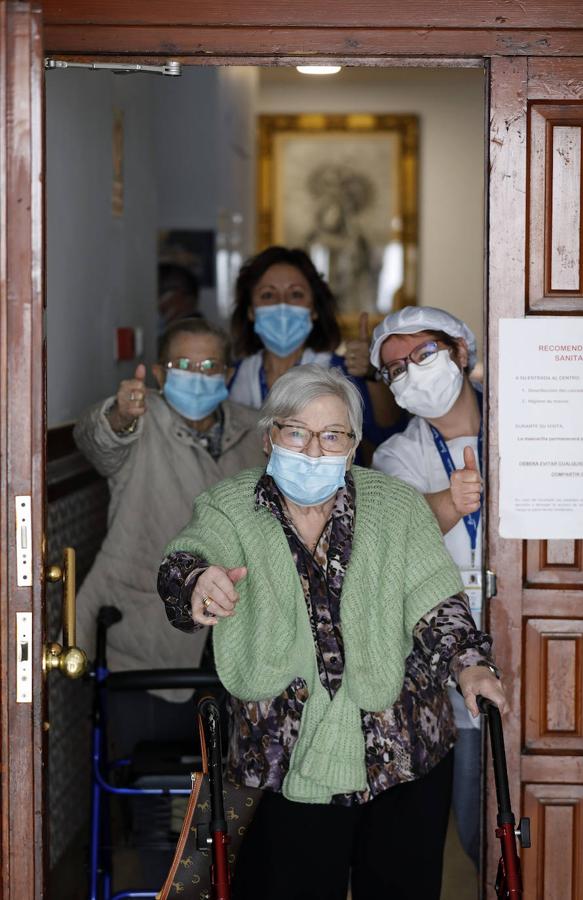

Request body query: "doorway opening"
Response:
[44, 62, 486, 900]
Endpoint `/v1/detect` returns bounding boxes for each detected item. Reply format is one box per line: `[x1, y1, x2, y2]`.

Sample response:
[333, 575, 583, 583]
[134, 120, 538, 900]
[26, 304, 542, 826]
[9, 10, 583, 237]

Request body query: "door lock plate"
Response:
[15, 495, 32, 587]
[16, 612, 33, 703]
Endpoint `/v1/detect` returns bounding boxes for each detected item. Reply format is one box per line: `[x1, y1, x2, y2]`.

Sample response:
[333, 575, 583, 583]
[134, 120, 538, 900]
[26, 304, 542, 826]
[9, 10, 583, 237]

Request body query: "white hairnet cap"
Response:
[369, 306, 477, 371]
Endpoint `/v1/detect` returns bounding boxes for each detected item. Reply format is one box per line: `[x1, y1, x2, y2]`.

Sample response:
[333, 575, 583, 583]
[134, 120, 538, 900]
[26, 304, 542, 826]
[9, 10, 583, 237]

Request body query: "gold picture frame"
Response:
[257, 113, 418, 340]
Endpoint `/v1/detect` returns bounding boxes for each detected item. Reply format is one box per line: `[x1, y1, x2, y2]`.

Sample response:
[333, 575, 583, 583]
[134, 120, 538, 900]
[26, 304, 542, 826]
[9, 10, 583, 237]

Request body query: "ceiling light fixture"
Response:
[296, 65, 342, 76]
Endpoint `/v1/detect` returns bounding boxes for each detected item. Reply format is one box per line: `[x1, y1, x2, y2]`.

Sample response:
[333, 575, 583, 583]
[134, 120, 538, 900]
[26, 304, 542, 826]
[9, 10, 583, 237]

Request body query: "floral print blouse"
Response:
[158, 471, 494, 806]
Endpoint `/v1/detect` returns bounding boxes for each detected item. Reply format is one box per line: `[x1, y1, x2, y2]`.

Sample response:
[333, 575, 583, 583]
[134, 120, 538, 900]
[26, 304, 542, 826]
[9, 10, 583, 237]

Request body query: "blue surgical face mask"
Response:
[253, 304, 313, 358]
[163, 369, 228, 421]
[266, 441, 348, 507]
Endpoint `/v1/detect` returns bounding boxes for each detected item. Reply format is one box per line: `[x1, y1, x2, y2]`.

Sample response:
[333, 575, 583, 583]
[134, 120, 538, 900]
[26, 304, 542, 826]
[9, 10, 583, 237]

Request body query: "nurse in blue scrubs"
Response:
[229, 246, 404, 459]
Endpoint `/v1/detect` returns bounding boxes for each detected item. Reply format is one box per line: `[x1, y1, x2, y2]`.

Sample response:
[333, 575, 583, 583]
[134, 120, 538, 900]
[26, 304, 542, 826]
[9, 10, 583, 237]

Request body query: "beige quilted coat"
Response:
[74, 391, 264, 700]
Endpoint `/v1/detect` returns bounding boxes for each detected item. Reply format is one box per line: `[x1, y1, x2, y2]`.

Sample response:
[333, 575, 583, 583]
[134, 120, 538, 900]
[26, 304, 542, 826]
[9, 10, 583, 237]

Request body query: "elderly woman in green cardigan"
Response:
[158, 364, 506, 900]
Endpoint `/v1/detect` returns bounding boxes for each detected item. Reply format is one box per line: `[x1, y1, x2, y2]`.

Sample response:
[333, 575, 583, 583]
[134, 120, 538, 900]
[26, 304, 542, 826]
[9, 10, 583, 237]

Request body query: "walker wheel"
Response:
[517, 817, 531, 849]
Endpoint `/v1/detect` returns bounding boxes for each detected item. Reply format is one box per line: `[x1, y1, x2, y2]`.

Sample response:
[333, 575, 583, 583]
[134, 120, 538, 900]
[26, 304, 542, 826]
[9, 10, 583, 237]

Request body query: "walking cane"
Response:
[198, 697, 231, 900]
[478, 697, 530, 899]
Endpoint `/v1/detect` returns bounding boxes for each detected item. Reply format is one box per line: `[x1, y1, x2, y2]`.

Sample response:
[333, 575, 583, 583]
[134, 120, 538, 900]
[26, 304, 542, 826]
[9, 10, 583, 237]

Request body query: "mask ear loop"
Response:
[345, 439, 357, 469]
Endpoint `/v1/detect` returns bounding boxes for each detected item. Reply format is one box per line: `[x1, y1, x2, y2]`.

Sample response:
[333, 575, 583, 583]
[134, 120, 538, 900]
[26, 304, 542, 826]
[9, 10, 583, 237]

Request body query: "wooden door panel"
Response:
[524, 619, 583, 752]
[528, 103, 583, 311]
[525, 540, 583, 589]
[522, 783, 583, 899]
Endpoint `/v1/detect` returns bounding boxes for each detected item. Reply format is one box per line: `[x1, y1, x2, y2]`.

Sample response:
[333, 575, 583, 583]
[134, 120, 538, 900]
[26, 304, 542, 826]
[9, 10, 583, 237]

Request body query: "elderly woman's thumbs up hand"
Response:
[108, 363, 147, 432]
[191, 565, 247, 626]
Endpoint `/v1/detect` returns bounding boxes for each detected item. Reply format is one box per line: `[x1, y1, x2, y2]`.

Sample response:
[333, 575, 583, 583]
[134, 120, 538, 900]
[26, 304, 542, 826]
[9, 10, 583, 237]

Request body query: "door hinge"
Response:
[485, 570, 497, 599]
[44, 59, 182, 77]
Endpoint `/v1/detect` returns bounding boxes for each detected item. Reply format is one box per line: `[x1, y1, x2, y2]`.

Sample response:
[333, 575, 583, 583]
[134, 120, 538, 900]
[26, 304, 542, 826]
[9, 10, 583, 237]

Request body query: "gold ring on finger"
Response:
[130, 391, 137, 401]
[201, 594, 213, 610]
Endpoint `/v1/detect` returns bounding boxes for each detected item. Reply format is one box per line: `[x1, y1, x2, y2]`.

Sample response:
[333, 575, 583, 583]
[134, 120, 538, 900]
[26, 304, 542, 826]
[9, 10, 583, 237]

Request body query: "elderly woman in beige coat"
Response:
[74, 317, 264, 757]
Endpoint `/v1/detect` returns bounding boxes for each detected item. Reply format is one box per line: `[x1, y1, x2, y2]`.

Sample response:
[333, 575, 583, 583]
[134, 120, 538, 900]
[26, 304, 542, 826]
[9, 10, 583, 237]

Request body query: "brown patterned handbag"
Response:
[157, 713, 261, 900]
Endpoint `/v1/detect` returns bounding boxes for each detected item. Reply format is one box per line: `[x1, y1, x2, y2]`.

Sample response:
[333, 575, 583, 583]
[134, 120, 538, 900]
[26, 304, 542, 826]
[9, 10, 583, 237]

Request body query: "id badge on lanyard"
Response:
[430, 421, 483, 623]
[459, 566, 482, 628]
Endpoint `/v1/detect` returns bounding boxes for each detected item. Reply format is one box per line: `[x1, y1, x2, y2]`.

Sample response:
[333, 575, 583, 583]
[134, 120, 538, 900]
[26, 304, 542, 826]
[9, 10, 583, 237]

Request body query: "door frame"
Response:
[3, 2, 583, 897]
[0, 2, 46, 899]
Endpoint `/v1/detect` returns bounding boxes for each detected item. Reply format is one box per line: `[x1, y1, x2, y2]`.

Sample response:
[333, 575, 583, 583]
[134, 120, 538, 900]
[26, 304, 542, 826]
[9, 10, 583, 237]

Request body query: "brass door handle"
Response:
[43, 547, 88, 679]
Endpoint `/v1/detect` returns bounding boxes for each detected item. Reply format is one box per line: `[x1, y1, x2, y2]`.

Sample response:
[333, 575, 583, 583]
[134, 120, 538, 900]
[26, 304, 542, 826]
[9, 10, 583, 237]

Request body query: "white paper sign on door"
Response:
[499, 318, 583, 538]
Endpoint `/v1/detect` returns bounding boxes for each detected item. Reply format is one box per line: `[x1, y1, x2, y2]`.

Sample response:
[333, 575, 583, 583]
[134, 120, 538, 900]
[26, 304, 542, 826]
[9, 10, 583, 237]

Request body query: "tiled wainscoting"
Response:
[46, 427, 109, 872]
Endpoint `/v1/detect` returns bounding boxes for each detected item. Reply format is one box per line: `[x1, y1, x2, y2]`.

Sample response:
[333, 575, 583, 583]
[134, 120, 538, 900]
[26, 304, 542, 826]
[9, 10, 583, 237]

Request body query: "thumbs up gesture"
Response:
[108, 363, 147, 432]
[449, 446, 482, 517]
[345, 312, 371, 378]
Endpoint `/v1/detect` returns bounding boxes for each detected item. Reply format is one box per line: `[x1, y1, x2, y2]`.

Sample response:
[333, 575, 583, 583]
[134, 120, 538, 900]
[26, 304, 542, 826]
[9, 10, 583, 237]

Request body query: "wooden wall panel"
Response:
[522, 784, 583, 899]
[524, 620, 583, 752]
[528, 104, 583, 312]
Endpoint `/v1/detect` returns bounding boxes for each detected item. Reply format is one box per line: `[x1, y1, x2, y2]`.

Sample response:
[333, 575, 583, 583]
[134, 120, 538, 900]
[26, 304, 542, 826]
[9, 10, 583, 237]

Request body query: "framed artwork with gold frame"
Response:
[257, 113, 418, 340]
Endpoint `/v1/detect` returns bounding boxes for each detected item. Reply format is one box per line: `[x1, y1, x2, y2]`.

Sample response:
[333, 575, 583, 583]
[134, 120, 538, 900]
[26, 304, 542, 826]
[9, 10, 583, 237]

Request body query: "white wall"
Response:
[46, 69, 158, 427]
[258, 67, 485, 354]
[47, 66, 258, 426]
[216, 67, 258, 259]
[46, 65, 484, 426]
[152, 66, 258, 323]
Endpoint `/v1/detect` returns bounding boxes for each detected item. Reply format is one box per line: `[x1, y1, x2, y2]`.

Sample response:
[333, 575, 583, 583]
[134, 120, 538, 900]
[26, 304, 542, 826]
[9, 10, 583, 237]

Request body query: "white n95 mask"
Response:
[390, 349, 463, 419]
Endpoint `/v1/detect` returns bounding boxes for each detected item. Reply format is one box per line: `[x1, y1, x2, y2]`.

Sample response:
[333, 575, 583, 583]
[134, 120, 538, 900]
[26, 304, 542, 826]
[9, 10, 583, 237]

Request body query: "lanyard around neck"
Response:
[428, 420, 483, 562]
[259, 363, 270, 401]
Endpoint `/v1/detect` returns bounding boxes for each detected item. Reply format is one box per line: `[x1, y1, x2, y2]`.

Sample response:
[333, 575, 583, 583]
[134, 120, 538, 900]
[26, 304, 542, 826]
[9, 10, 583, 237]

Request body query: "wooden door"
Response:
[0, 2, 46, 898]
[487, 56, 583, 899]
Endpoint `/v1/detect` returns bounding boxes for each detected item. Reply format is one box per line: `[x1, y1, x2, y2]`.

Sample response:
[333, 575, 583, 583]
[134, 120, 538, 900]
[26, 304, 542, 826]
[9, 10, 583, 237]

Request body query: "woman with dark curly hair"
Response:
[228, 245, 403, 456]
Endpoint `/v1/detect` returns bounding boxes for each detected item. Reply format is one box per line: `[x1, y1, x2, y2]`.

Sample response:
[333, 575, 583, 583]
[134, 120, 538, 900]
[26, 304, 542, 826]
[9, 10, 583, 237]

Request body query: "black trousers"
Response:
[233, 751, 453, 900]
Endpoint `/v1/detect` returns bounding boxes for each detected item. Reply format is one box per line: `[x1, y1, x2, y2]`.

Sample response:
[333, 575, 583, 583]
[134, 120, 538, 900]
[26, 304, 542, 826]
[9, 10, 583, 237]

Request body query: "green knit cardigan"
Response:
[165, 466, 463, 803]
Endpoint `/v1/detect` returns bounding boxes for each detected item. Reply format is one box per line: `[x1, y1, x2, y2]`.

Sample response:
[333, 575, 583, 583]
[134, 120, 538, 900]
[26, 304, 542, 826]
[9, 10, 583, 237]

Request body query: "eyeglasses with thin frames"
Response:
[165, 357, 227, 375]
[379, 340, 443, 385]
[273, 421, 355, 454]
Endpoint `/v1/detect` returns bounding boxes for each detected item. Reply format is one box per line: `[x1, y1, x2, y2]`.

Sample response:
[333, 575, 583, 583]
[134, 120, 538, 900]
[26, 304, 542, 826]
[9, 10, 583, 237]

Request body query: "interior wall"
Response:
[46, 69, 158, 427]
[257, 67, 485, 354]
[46, 66, 258, 428]
[152, 66, 257, 323]
[46, 65, 484, 427]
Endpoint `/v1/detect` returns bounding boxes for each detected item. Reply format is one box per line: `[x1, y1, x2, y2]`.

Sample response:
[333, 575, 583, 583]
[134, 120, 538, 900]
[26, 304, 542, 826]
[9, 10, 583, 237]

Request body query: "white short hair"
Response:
[258, 364, 363, 443]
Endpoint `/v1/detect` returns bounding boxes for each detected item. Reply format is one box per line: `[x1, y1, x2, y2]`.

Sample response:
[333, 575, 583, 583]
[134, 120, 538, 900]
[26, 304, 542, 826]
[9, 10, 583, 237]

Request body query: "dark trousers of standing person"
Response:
[232, 751, 453, 900]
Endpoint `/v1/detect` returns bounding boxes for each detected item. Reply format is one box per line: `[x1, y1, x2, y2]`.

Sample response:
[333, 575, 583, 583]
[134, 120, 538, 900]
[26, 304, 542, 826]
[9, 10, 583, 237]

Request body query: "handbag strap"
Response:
[157, 714, 209, 900]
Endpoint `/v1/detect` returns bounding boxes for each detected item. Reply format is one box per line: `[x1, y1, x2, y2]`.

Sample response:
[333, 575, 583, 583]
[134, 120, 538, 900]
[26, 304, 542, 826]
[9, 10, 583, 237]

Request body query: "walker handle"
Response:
[477, 696, 512, 822]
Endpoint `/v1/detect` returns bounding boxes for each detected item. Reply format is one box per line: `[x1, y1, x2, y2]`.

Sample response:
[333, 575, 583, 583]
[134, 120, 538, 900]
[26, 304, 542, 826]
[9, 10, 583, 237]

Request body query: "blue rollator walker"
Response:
[89, 606, 222, 900]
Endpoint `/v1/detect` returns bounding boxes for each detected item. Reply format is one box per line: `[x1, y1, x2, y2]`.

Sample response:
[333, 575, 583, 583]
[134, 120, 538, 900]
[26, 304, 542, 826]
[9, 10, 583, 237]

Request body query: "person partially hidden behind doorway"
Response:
[74, 317, 264, 759]
[370, 306, 487, 871]
[158, 364, 506, 900]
